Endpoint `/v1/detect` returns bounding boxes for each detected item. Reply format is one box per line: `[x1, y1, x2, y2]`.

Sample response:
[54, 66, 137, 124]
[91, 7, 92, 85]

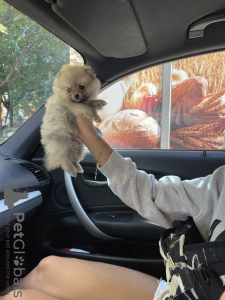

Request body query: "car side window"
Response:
[99, 52, 225, 150]
[171, 53, 225, 150]
[0, 0, 83, 145]
[98, 66, 163, 149]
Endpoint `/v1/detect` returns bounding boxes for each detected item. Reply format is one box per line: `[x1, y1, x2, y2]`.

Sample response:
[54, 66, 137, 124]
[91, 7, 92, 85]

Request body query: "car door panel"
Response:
[25, 146, 225, 278]
[67, 150, 225, 211]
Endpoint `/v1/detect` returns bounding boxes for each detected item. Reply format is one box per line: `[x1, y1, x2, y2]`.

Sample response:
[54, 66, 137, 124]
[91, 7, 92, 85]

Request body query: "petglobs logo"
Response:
[3, 181, 28, 296]
[13, 213, 25, 287]
[14, 256, 24, 267]
[4, 187, 28, 210]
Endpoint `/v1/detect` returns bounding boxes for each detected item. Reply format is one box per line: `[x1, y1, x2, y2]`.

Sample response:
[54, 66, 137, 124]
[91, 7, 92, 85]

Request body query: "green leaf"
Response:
[0, 24, 8, 34]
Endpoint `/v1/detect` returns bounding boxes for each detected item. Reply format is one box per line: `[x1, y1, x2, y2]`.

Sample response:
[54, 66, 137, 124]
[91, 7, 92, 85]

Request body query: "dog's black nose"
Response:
[74, 93, 79, 99]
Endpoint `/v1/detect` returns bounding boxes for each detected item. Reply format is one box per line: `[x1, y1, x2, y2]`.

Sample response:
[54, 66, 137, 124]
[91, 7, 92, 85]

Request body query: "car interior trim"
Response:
[83, 180, 108, 188]
[50, 0, 146, 58]
[189, 10, 225, 38]
[160, 62, 172, 149]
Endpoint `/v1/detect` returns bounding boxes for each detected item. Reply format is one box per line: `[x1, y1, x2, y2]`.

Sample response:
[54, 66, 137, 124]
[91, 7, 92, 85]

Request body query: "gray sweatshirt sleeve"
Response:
[99, 150, 213, 229]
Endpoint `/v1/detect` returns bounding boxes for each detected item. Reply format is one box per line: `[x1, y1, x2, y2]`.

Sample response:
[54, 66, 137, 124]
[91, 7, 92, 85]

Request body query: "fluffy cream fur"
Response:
[41, 64, 107, 177]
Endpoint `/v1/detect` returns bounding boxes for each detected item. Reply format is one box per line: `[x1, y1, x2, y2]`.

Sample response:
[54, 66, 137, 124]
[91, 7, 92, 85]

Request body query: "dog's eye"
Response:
[67, 88, 72, 93]
[79, 85, 85, 90]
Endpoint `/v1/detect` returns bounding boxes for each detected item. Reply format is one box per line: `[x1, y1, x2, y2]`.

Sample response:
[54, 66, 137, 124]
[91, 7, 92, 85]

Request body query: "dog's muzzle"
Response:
[74, 93, 80, 99]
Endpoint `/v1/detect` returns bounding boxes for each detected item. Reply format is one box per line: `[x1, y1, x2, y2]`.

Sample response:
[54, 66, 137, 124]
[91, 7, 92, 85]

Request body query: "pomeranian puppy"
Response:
[41, 64, 107, 177]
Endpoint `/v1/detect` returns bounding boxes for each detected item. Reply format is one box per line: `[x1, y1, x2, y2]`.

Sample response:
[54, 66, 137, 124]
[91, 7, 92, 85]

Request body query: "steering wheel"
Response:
[64, 171, 121, 240]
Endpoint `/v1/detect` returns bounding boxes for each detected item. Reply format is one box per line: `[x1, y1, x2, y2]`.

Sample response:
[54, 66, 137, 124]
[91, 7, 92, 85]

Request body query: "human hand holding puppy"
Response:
[76, 114, 113, 168]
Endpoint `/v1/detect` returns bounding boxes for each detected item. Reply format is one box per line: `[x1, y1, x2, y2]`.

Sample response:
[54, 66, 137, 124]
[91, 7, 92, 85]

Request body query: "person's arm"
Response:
[76, 114, 112, 167]
[220, 292, 225, 300]
[75, 114, 221, 235]
[75, 114, 181, 228]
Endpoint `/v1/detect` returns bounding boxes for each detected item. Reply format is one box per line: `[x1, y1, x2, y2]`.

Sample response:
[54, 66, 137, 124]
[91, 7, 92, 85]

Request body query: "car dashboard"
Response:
[0, 155, 51, 239]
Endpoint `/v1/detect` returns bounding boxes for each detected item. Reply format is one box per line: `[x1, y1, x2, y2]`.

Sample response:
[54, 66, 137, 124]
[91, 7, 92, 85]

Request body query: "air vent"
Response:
[5, 158, 50, 183]
[20, 163, 48, 181]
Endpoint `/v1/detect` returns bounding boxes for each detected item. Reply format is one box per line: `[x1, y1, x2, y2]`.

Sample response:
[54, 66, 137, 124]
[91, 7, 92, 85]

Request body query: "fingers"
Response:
[76, 114, 98, 142]
[76, 114, 93, 128]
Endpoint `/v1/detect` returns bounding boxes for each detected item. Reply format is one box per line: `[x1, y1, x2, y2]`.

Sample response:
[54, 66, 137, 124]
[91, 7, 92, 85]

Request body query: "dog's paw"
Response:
[93, 114, 101, 123]
[94, 100, 107, 109]
[67, 170, 77, 177]
[74, 162, 83, 174]
[66, 162, 84, 177]
[65, 165, 77, 177]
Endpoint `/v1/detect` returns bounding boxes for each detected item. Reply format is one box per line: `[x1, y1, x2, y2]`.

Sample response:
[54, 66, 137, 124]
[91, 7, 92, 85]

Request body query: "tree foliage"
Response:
[0, 0, 71, 137]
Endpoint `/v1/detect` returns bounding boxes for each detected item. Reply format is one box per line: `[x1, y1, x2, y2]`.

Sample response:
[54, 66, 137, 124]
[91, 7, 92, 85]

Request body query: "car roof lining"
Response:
[5, 0, 225, 83]
[51, 0, 146, 58]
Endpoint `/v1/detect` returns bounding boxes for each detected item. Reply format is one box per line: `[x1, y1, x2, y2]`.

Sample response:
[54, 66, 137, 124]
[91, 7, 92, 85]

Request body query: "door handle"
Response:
[189, 10, 225, 38]
[83, 180, 108, 187]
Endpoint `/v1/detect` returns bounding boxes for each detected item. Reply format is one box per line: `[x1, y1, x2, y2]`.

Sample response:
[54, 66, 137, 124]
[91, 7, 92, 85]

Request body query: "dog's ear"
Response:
[84, 65, 96, 77]
[56, 64, 69, 78]
[56, 71, 61, 78]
